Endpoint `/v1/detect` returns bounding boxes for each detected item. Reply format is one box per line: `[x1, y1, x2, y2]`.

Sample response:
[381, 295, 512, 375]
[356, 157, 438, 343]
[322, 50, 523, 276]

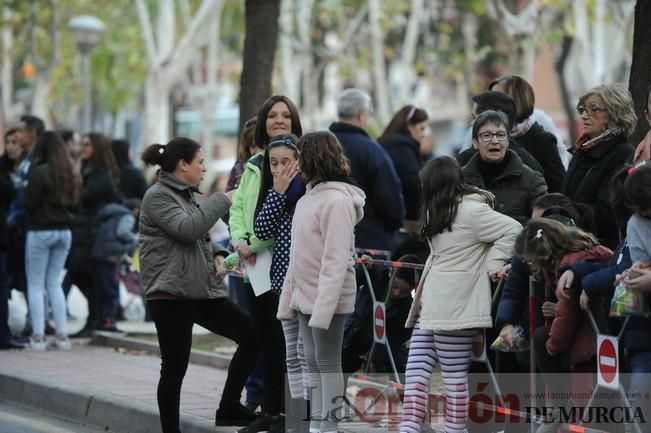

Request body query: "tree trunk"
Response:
[144, 71, 171, 145]
[368, 0, 389, 124]
[279, 0, 299, 102]
[388, 0, 423, 109]
[239, 0, 281, 130]
[629, 0, 651, 144]
[1, 8, 13, 124]
[555, 35, 577, 145]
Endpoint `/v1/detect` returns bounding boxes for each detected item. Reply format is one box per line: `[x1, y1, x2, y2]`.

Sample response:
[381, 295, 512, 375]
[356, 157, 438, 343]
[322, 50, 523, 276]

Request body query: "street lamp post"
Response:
[68, 15, 105, 133]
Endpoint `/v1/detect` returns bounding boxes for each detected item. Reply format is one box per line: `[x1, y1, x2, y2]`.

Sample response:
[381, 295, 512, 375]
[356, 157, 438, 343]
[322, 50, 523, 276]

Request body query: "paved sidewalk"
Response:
[0, 341, 394, 433]
[0, 342, 233, 433]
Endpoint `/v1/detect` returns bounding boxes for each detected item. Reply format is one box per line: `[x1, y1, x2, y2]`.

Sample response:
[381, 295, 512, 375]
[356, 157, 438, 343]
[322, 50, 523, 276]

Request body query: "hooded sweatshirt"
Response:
[277, 180, 366, 329]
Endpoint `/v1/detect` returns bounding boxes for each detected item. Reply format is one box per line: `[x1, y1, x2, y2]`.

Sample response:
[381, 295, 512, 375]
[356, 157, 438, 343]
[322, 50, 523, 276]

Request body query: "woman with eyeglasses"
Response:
[229, 95, 303, 433]
[562, 84, 636, 250]
[489, 75, 567, 190]
[462, 110, 548, 224]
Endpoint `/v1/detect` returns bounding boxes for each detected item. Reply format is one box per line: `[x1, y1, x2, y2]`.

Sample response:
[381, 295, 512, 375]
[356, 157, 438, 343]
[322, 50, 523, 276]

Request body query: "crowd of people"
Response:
[2, 75, 651, 433]
[0, 118, 146, 351]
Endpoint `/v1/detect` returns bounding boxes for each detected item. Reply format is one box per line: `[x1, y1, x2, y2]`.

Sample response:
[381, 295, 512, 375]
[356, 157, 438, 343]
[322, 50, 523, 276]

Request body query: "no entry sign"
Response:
[597, 335, 619, 390]
[373, 302, 386, 343]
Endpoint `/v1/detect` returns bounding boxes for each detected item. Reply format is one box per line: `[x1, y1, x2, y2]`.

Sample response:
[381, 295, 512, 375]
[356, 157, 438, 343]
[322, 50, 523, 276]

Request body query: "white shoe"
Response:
[29, 338, 47, 351]
[52, 337, 71, 350]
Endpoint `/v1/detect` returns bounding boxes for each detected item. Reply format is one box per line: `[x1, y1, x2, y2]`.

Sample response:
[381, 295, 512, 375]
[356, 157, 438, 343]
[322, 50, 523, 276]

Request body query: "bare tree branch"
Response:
[401, 0, 423, 67]
[165, 0, 221, 80]
[179, 0, 192, 27]
[135, 0, 159, 68]
[45, 0, 60, 75]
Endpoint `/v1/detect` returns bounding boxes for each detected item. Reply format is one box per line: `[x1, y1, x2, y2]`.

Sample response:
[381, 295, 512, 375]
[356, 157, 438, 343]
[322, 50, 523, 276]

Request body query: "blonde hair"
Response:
[514, 218, 598, 284]
[578, 84, 637, 137]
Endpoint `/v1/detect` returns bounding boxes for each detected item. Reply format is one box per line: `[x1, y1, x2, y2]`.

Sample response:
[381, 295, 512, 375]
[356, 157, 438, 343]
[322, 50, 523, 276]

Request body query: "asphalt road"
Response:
[0, 401, 105, 433]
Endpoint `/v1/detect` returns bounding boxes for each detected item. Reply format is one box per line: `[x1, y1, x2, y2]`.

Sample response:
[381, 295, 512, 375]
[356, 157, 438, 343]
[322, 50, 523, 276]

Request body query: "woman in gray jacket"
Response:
[139, 137, 258, 433]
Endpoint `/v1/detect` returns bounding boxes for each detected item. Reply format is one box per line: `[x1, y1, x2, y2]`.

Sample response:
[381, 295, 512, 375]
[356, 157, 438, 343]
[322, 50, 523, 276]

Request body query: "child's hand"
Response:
[625, 267, 651, 293]
[579, 290, 590, 310]
[499, 324, 515, 347]
[541, 301, 556, 318]
[556, 269, 574, 299]
[359, 254, 374, 268]
[214, 255, 226, 281]
[273, 160, 299, 194]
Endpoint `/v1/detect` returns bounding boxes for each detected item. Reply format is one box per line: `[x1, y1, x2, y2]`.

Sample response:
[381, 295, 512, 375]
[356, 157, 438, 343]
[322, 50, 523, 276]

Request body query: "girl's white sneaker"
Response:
[52, 337, 71, 351]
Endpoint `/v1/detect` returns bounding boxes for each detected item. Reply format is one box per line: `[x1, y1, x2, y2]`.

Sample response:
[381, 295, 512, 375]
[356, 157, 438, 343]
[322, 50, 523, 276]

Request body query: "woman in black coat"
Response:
[562, 84, 636, 250]
[378, 105, 429, 235]
[68, 133, 122, 337]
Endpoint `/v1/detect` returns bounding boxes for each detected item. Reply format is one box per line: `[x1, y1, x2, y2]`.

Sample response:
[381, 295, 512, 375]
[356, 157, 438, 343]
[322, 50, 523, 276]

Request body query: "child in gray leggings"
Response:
[277, 131, 366, 433]
[298, 313, 347, 432]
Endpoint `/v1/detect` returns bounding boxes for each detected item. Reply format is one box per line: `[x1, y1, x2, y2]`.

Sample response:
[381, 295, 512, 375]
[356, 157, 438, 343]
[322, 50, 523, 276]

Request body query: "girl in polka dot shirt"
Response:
[253, 134, 307, 430]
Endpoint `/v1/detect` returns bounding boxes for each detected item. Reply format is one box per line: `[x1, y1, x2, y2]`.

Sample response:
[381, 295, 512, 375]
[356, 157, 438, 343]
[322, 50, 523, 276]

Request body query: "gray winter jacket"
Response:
[139, 171, 231, 299]
[91, 203, 137, 259]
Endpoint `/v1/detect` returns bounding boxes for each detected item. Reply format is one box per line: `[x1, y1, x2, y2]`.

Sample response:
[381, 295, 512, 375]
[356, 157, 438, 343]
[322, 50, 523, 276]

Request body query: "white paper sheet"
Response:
[243, 248, 272, 296]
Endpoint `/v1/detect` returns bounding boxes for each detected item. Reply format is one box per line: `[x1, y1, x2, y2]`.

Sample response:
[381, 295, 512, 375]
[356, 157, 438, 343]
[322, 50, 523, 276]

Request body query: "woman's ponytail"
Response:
[141, 143, 166, 167]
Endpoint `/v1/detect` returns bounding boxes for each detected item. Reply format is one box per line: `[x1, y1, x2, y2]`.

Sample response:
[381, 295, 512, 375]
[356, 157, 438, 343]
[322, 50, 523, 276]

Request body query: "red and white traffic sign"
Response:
[373, 302, 386, 343]
[597, 335, 619, 390]
[471, 330, 487, 362]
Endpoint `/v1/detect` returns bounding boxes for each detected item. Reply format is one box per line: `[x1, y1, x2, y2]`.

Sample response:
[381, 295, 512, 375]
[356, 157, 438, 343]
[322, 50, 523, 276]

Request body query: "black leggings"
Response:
[149, 297, 258, 433]
[244, 285, 286, 415]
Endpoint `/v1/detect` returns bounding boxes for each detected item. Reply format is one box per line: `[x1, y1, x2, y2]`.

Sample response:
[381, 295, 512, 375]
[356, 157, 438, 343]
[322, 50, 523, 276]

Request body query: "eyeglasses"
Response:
[477, 131, 508, 143]
[576, 105, 606, 117]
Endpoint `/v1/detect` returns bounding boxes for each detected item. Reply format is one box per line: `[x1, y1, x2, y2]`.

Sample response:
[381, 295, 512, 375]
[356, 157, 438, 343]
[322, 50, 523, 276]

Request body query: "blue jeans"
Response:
[25, 229, 72, 336]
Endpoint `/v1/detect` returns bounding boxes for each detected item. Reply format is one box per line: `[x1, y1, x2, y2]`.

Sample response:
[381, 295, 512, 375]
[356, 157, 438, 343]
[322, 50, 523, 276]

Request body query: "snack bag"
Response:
[491, 325, 529, 352]
[219, 252, 244, 277]
[609, 269, 650, 317]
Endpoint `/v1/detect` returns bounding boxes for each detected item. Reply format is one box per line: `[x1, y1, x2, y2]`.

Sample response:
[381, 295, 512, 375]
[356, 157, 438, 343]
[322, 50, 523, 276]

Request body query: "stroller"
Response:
[116, 248, 147, 322]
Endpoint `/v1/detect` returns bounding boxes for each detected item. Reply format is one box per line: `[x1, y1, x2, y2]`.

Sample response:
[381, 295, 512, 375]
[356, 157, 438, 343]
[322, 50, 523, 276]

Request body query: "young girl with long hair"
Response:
[400, 156, 521, 433]
[24, 131, 81, 350]
[252, 134, 308, 432]
[516, 219, 611, 432]
[230, 95, 303, 433]
[278, 130, 365, 433]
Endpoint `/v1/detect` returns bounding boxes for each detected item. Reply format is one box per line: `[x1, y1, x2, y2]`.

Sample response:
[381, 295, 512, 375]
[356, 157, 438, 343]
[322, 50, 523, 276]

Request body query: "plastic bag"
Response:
[219, 252, 245, 277]
[490, 324, 529, 352]
[609, 273, 649, 317]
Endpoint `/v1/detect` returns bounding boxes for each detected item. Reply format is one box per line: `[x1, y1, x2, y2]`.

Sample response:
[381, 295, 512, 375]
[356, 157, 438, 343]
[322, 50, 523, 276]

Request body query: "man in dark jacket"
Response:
[329, 88, 405, 252]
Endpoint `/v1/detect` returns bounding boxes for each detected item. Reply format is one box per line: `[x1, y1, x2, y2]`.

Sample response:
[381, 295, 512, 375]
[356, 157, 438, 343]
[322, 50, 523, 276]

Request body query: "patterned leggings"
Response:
[281, 318, 308, 399]
[400, 323, 477, 433]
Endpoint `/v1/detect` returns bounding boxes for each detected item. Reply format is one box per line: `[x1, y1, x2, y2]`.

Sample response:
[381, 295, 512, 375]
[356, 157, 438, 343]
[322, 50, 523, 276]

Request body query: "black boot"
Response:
[215, 402, 256, 426]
